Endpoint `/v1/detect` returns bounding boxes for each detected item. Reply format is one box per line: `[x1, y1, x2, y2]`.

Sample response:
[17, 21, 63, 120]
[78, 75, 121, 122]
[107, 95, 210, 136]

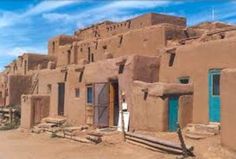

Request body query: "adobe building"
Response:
[1, 13, 236, 151]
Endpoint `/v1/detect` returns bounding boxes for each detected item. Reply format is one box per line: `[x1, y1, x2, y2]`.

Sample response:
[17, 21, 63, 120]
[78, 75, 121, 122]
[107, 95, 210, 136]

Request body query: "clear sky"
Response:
[0, 0, 235, 70]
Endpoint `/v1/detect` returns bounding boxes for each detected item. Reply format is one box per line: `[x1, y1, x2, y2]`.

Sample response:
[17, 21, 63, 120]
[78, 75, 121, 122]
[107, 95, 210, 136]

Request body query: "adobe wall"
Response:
[151, 13, 186, 27]
[21, 94, 50, 129]
[48, 35, 75, 56]
[130, 82, 168, 132]
[159, 37, 236, 124]
[178, 95, 193, 128]
[7, 75, 32, 106]
[220, 69, 236, 151]
[27, 54, 55, 70]
[0, 74, 5, 106]
[35, 55, 159, 126]
[73, 13, 186, 41]
[129, 81, 193, 132]
[37, 68, 65, 117]
[59, 25, 166, 67]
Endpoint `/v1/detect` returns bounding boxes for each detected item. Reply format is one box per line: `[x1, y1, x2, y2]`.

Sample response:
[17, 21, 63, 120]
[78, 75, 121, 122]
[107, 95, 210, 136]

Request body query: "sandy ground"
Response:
[0, 130, 235, 159]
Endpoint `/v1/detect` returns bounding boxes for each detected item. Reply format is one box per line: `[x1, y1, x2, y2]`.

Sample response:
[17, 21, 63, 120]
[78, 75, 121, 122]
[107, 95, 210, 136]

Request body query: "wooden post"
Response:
[9, 108, 12, 124]
[121, 91, 126, 141]
[177, 123, 195, 158]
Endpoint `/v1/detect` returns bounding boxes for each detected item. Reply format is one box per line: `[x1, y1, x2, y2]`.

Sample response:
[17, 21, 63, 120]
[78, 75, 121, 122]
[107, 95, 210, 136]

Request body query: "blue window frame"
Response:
[87, 86, 93, 104]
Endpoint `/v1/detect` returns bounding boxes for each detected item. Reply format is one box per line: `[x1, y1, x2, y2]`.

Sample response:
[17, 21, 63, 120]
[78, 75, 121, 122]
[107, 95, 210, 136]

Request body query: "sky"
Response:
[0, 0, 236, 70]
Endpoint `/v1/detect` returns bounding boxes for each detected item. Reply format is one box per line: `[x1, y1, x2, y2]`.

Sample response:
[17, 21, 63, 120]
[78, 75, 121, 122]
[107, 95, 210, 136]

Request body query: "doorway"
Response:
[58, 83, 65, 116]
[94, 83, 109, 127]
[109, 80, 119, 127]
[168, 95, 179, 132]
[208, 69, 221, 122]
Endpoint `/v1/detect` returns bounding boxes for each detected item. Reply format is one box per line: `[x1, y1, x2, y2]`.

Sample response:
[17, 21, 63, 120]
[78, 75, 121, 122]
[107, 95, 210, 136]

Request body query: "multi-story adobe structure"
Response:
[0, 13, 236, 151]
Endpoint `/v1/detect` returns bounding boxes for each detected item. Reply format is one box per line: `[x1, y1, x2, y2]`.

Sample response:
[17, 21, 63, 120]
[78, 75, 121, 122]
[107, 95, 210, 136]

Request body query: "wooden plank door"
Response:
[94, 83, 109, 127]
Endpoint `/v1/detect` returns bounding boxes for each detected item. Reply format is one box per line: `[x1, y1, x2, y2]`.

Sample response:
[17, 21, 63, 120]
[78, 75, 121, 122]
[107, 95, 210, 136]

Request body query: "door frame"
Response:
[168, 95, 179, 132]
[208, 69, 221, 122]
[58, 82, 65, 116]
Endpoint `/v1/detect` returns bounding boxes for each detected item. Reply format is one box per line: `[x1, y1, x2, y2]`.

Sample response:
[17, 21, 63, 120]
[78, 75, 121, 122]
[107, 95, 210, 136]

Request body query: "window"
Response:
[91, 53, 94, 62]
[118, 64, 125, 74]
[87, 47, 91, 62]
[47, 84, 52, 94]
[169, 53, 176, 67]
[79, 71, 84, 82]
[103, 45, 107, 50]
[64, 71, 68, 82]
[212, 74, 220, 96]
[119, 35, 123, 47]
[52, 41, 55, 53]
[179, 77, 190, 84]
[75, 88, 80, 97]
[67, 50, 71, 64]
[87, 86, 93, 104]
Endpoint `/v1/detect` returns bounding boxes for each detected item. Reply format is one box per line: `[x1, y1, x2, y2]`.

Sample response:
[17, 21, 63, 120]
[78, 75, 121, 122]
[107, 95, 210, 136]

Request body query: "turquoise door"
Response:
[208, 69, 221, 122]
[168, 95, 179, 132]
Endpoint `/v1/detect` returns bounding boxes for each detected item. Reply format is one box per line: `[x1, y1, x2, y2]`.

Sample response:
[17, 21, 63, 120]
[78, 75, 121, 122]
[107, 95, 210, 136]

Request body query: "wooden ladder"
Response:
[30, 73, 39, 94]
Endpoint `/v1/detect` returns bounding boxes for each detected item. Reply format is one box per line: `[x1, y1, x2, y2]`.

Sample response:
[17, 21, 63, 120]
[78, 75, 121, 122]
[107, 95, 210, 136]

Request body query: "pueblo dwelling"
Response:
[0, 13, 236, 151]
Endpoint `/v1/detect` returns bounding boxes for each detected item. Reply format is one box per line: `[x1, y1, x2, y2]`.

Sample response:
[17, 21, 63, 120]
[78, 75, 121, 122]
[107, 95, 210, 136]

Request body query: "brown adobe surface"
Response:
[0, 130, 235, 159]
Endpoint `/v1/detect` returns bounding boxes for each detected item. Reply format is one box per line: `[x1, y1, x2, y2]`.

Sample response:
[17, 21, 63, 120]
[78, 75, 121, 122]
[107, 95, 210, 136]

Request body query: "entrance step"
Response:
[42, 116, 67, 125]
[185, 123, 220, 140]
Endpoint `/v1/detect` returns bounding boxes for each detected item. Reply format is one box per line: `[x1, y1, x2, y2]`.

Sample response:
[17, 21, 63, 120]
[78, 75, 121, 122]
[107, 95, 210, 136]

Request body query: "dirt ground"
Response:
[0, 130, 235, 159]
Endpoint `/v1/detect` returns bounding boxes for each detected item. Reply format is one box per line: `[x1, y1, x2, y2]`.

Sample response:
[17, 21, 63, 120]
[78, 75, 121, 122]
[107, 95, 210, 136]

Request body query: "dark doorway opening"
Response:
[58, 83, 65, 116]
[109, 80, 119, 126]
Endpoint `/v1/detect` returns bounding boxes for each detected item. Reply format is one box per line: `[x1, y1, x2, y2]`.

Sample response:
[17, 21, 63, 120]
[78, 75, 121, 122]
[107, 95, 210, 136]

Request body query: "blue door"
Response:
[208, 69, 221, 122]
[168, 95, 179, 132]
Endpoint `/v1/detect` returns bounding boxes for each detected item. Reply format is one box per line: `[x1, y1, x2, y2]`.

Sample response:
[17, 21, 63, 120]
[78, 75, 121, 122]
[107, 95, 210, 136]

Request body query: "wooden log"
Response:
[125, 132, 192, 151]
[87, 132, 103, 137]
[86, 135, 102, 144]
[126, 136, 183, 154]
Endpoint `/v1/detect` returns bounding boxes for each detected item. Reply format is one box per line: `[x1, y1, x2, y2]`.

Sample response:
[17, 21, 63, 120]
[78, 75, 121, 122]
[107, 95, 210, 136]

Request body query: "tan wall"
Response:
[220, 69, 236, 151]
[178, 95, 193, 128]
[37, 68, 65, 117]
[61, 25, 166, 67]
[130, 83, 168, 131]
[21, 95, 50, 129]
[7, 75, 32, 106]
[159, 37, 236, 124]
[35, 55, 159, 128]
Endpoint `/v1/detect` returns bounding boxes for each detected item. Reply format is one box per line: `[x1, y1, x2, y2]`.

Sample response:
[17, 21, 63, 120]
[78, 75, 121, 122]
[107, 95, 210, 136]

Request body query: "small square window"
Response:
[103, 45, 107, 50]
[179, 77, 190, 84]
[75, 88, 80, 98]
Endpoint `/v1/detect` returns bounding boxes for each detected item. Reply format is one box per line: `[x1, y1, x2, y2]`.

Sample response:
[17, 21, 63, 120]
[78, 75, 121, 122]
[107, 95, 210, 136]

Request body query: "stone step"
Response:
[186, 123, 220, 134]
[42, 117, 66, 125]
[185, 133, 207, 140]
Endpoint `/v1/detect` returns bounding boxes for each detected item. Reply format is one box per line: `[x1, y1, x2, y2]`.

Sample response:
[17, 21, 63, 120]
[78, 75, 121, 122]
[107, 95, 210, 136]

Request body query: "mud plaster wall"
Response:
[56, 26, 166, 67]
[21, 95, 50, 129]
[159, 37, 236, 124]
[35, 55, 159, 126]
[37, 68, 65, 117]
[7, 75, 32, 106]
[220, 69, 236, 151]
[130, 84, 168, 132]
[73, 13, 185, 40]
[178, 95, 193, 128]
